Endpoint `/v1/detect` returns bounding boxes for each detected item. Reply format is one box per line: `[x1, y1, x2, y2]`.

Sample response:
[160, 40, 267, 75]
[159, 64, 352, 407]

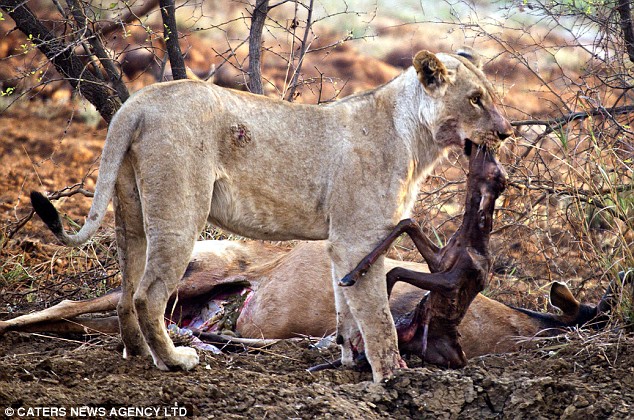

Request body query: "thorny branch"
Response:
[285, 0, 314, 101]
[617, 0, 634, 63]
[98, 0, 160, 37]
[66, 0, 129, 102]
[512, 105, 634, 131]
[506, 181, 634, 227]
[507, 104, 634, 179]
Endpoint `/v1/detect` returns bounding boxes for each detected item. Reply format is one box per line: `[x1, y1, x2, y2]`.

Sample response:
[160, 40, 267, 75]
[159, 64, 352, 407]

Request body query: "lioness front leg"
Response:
[330, 241, 406, 382]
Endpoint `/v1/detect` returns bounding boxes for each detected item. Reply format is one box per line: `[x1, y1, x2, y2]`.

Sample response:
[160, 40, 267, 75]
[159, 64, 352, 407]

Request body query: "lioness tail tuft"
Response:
[30, 191, 63, 237]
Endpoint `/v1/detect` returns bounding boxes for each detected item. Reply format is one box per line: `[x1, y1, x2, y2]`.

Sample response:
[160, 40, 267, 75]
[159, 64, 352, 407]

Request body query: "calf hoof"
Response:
[338, 273, 356, 287]
[307, 359, 342, 373]
[308, 356, 373, 373]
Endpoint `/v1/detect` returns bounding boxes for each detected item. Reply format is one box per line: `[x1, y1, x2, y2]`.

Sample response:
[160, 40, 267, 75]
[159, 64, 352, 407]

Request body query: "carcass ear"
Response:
[413, 50, 450, 96]
[456, 46, 483, 69]
[549, 282, 580, 316]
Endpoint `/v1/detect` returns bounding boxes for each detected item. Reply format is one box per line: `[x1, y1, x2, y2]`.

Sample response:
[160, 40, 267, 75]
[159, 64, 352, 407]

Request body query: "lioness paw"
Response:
[172, 346, 199, 371]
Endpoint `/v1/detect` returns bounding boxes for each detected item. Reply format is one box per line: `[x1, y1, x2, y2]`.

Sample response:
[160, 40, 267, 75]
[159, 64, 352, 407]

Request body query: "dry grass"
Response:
[519, 327, 634, 365]
[1, 228, 119, 312]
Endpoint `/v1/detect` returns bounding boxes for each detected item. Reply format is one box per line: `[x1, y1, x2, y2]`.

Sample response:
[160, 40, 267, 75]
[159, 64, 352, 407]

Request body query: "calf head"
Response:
[413, 49, 513, 150]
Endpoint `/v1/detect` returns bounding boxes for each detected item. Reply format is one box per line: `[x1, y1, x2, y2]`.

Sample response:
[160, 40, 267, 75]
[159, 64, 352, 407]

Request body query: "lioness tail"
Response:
[30, 106, 137, 247]
[30, 190, 105, 247]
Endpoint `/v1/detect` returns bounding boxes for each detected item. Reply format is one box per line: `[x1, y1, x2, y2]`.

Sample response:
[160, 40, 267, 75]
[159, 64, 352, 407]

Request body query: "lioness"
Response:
[31, 49, 512, 382]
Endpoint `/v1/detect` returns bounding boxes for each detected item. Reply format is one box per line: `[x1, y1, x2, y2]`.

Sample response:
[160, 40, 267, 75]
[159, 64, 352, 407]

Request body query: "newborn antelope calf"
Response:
[337, 139, 505, 368]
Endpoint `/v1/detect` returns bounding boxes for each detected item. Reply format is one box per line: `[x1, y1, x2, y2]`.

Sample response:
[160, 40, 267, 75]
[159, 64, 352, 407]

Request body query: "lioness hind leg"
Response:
[134, 230, 200, 371]
[117, 233, 149, 358]
[114, 160, 150, 358]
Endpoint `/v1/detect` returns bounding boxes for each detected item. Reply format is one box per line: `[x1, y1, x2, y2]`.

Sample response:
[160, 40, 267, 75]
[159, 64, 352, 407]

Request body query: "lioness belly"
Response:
[207, 178, 330, 241]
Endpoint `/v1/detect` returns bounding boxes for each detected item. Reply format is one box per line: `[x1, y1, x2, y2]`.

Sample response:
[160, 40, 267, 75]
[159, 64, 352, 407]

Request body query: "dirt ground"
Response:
[0, 326, 633, 418]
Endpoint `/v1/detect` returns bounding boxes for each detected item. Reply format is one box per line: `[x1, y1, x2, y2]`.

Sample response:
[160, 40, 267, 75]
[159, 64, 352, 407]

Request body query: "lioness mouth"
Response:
[463, 139, 474, 156]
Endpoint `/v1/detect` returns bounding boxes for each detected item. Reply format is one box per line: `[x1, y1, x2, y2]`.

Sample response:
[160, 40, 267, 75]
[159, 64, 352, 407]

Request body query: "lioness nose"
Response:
[496, 117, 513, 141]
[496, 130, 513, 141]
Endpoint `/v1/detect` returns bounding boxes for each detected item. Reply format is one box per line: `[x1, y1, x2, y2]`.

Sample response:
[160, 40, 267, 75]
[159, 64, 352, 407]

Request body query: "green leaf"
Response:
[1, 87, 15, 96]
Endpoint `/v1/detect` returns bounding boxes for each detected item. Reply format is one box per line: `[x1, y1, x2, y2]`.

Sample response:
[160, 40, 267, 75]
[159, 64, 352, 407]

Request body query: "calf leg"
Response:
[340, 219, 441, 286]
[386, 267, 459, 296]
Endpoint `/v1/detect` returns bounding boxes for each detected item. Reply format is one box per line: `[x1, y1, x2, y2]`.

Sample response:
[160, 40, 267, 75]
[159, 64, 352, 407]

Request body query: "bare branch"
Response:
[247, 0, 269, 94]
[98, 0, 160, 37]
[0, 0, 122, 123]
[617, 0, 634, 63]
[159, 0, 186, 80]
[512, 105, 634, 130]
[285, 0, 314, 102]
[506, 180, 633, 227]
[66, 0, 129, 102]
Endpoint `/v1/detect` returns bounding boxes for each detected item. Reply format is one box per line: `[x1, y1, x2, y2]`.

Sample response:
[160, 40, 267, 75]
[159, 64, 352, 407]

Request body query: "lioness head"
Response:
[413, 49, 513, 151]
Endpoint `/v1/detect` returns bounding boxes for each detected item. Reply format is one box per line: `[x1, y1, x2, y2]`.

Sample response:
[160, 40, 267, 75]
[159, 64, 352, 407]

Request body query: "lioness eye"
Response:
[470, 95, 482, 106]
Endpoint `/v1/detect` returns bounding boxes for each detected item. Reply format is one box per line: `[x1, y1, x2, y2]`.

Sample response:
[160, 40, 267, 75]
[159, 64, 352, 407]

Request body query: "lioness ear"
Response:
[413, 50, 449, 97]
[455, 46, 483, 69]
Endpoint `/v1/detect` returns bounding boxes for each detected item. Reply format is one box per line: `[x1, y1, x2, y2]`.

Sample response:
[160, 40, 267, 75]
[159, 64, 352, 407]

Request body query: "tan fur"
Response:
[38, 50, 511, 381]
[458, 296, 543, 356]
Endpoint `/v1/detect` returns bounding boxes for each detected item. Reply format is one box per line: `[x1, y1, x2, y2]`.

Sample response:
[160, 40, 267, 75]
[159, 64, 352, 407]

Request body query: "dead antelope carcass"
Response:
[0, 239, 621, 363]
